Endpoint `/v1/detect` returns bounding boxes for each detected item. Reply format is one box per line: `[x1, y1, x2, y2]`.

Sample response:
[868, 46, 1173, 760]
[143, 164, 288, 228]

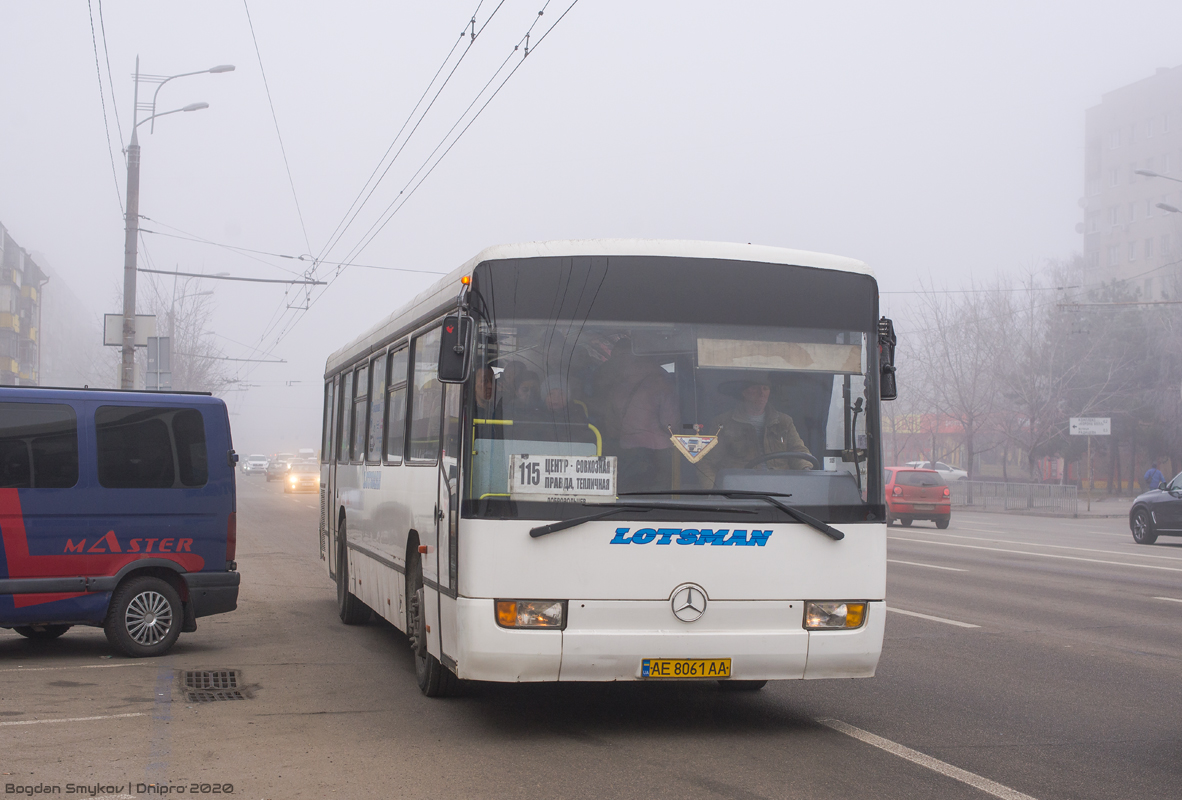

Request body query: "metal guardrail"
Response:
[948, 481, 1079, 516]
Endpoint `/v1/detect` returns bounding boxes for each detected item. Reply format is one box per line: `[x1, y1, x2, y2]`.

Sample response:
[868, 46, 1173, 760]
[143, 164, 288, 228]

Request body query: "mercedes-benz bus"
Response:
[320, 240, 896, 696]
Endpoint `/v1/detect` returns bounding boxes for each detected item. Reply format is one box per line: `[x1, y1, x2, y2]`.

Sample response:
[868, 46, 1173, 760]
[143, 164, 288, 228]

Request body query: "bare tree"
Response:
[906, 279, 1005, 479]
[139, 274, 232, 395]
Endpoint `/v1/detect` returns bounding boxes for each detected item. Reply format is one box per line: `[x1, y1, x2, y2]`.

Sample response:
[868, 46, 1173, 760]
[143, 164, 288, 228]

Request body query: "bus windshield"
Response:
[463, 256, 883, 524]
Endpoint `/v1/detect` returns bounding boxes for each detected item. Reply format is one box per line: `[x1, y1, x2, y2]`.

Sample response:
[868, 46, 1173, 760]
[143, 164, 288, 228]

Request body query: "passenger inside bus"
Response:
[473, 366, 500, 417]
[696, 377, 814, 486]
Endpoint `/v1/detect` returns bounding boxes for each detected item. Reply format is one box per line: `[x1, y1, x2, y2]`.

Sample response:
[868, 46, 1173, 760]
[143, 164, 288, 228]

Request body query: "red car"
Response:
[885, 468, 951, 528]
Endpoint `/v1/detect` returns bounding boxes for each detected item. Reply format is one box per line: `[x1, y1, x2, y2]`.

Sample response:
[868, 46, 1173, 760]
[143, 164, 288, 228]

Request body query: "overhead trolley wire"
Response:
[243, 0, 314, 256]
[87, 0, 124, 214]
[315, 0, 509, 267]
[250, 0, 581, 371]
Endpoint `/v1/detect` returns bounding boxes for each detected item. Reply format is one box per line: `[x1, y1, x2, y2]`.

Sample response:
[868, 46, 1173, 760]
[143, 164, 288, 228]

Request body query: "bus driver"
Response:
[698, 378, 813, 486]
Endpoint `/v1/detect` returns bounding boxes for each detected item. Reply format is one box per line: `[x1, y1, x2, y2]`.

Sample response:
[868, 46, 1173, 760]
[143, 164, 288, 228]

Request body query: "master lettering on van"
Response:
[62, 531, 195, 554]
[609, 527, 774, 546]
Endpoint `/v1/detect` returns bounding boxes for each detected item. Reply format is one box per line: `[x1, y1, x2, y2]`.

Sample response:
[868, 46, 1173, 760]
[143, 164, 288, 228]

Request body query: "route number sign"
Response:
[1069, 417, 1110, 436]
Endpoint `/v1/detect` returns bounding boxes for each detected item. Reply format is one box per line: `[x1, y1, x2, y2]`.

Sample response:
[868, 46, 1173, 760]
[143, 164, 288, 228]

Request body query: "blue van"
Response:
[0, 387, 240, 657]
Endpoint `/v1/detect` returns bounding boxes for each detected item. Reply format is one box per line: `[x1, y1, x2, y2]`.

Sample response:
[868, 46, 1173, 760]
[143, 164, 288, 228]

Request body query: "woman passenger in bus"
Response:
[697, 378, 813, 486]
[505, 370, 542, 418]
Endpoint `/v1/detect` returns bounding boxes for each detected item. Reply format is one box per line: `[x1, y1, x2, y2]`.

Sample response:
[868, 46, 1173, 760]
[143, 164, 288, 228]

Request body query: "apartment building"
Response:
[1083, 65, 1182, 297]
[0, 222, 48, 385]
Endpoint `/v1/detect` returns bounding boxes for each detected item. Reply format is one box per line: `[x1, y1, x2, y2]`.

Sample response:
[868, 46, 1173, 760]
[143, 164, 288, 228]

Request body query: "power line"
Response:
[87, 1, 123, 214]
[316, 0, 509, 266]
[96, 0, 123, 149]
[242, 0, 313, 255]
[137, 268, 325, 285]
[138, 225, 445, 275]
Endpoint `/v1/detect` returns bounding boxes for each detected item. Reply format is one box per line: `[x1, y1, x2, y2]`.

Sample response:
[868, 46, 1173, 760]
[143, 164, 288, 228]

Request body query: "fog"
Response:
[2, 0, 1181, 456]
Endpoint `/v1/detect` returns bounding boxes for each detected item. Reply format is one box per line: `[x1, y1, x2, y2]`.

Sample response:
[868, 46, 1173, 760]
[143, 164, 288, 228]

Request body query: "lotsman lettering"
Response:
[676, 529, 700, 545]
[694, 529, 728, 545]
[722, 530, 749, 546]
[747, 530, 773, 546]
[654, 528, 679, 545]
[630, 528, 657, 544]
[610, 528, 633, 544]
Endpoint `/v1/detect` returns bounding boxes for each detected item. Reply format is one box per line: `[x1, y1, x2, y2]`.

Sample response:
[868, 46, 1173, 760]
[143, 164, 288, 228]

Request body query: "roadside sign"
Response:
[1069, 417, 1110, 436]
[103, 314, 156, 347]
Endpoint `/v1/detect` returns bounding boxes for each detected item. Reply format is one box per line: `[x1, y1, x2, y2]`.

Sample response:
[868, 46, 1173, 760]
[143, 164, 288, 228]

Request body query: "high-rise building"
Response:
[0, 222, 48, 385]
[1083, 65, 1182, 298]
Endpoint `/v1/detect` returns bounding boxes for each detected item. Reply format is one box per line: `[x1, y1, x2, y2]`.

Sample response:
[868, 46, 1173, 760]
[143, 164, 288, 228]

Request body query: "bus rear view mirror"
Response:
[438, 314, 474, 383]
[878, 316, 897, 401]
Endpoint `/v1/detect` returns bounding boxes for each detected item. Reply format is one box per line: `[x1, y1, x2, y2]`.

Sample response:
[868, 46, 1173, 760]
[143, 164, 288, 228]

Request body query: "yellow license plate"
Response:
[641, 658, 731, 679]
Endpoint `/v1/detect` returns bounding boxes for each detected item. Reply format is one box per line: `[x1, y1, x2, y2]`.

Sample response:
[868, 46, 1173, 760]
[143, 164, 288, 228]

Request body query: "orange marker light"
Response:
[460, 275, 471, 286]
[496, 601, 517, 627]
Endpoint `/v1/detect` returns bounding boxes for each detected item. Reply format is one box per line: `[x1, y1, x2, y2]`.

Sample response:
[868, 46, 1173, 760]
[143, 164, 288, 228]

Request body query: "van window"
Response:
[337, 371, 353, 463]
[96, 406, 208, 489]
[352, 364, 369, 461]
[0, 402, 79, 488]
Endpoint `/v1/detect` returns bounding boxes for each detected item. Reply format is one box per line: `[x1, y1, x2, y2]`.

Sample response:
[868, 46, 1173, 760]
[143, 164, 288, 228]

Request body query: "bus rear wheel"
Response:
[406, 553, 459, 698]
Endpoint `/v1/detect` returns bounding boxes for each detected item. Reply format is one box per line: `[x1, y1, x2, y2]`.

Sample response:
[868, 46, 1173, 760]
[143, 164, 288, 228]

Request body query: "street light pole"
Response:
[118, 57, 233, 389]
[120, 57, 143, 389]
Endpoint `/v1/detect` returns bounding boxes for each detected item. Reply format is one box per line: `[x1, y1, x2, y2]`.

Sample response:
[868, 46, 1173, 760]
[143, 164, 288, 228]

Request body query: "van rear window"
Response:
[0, 402, 79, 488]
[96, 406, 208, 488]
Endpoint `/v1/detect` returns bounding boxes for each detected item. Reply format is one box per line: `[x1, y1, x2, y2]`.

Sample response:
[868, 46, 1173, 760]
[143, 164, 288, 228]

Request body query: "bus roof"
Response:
[325, 239, 872, 376]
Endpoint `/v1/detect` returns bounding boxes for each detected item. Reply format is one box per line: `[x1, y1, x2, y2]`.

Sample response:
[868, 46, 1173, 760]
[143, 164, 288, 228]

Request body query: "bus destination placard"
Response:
[509, 454, 617, 503]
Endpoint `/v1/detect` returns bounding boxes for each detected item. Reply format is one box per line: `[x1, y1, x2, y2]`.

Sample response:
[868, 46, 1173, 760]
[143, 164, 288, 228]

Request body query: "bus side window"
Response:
[367, 353, 386, 463]
[408, 327, 442, 463]
[351, 363, 369, 462]
[337, 371, 353, 464]
[322, 379, 335, 463]
[385, 347, 409, 463]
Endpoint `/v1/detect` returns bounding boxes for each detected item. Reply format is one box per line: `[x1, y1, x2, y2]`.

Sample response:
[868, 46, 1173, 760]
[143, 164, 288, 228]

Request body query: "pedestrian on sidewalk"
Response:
[1144, 461, 1166, 491]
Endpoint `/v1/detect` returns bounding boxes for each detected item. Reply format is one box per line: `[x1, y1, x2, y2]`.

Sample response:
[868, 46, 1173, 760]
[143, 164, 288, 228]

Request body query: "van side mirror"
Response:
[878, 316, 897, 401]
[438, 314, 474, 384]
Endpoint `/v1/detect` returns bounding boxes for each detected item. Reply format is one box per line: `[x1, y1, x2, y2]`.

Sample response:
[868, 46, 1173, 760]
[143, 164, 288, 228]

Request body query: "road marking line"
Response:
[888, 559, 966, 572]
[306, 504, 317, 509]
[818, 718, 1037, 800]
[0, 712, 147, 727]
[890, 536, 1182, 573]
[0, 663, 148, 673]
[1154, 596, 1182, 603]
[901, 531, 1182, 562]
[887, 607, 980, 628]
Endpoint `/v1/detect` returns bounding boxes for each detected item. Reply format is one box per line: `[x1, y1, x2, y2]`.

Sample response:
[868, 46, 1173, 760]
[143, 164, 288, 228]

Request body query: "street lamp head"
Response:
[208, 64, 236, 74]
[182, 102, 209, 112]
[1158, 202, 1182, 214]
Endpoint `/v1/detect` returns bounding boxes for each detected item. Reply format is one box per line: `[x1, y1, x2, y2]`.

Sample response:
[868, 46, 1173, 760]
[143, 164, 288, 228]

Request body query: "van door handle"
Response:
[434, 505, 443, 523]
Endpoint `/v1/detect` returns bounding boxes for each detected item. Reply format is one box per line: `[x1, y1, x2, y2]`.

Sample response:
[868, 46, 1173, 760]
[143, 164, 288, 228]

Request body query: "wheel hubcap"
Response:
[125, 591, 172, 646]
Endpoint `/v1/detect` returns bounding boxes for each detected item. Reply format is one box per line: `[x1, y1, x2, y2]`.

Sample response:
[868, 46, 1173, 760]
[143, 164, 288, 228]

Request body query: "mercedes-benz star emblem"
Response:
[670, 583, 707, 623]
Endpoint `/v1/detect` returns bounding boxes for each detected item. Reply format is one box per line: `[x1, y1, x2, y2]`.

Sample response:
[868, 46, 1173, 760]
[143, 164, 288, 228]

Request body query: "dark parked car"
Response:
[266, 453, 296, 482]
[885, 467, 951, 528]
[1129, 471, 1182, 544]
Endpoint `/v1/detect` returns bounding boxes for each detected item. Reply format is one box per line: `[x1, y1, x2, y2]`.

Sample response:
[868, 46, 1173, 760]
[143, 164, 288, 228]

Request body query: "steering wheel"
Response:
[743, 451, 820, 469]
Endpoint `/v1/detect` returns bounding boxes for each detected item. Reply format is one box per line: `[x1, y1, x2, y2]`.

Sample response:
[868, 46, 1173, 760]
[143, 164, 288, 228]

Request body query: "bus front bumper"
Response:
[452, 598, 884, 682]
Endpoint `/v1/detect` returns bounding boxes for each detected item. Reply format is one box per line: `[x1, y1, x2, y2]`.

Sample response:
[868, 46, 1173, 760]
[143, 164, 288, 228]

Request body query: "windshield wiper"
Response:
[617, 490, 845, 541]
[529, 502, 757, 538]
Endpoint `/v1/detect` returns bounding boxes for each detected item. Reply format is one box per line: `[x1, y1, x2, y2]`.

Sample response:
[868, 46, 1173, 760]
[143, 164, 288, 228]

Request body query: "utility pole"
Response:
[120, 57, 142, 389]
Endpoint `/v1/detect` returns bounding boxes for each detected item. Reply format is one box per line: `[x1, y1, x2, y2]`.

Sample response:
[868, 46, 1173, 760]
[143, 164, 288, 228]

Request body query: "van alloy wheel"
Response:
[104, 576, 182, 658]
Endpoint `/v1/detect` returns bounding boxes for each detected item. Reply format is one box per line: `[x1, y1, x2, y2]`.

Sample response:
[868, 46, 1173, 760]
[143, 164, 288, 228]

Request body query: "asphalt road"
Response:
[2, 481, 1180, 800]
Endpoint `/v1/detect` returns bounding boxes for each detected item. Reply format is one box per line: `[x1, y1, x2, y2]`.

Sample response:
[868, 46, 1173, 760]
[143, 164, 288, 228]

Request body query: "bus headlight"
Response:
[495, 600, 566, 629]
[804, 601, 867, 630]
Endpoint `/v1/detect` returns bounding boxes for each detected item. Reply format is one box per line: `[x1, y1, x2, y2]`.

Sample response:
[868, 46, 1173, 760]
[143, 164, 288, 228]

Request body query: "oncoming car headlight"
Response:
[495, 600, 566, 629]
[804, 601, 867, 630]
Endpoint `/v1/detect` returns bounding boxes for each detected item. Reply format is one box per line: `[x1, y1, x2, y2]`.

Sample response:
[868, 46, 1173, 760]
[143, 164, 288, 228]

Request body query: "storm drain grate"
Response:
[187, 689, 247, 702]
[180, 670, 249, 702]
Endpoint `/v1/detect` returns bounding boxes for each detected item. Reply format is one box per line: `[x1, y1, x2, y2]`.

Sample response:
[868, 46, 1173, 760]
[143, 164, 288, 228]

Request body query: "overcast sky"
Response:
[3, 1, 1181, 452]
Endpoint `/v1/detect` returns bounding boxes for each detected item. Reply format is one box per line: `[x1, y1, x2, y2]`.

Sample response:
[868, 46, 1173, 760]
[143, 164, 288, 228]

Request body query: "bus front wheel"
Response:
[406, 553, 459, 698]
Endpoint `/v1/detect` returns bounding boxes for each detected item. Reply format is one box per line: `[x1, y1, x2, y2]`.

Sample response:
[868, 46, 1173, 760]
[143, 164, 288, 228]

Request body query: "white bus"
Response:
[320, 240, 896, 696]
